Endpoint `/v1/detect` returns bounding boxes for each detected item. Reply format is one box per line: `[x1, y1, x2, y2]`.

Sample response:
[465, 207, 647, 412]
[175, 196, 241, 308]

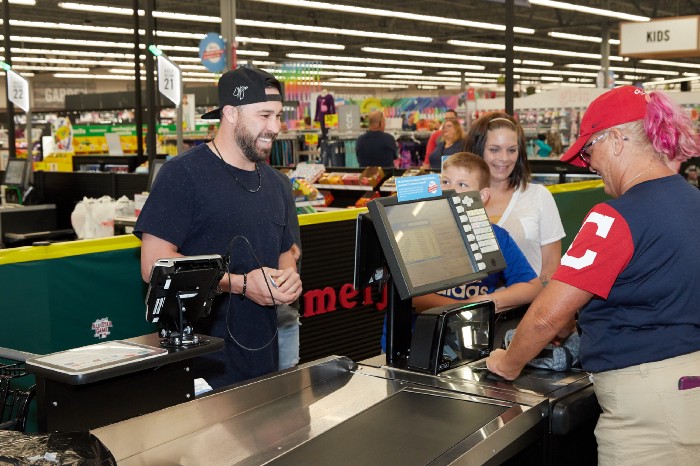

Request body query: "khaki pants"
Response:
[591, 350, 700, 466]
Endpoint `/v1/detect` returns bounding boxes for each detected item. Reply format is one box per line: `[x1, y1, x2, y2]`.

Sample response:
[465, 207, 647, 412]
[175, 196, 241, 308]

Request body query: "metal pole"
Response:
[144, 0, 157, 166]
[176, 82, 184, 154]
[505, 0, 515, 115]
[220, 0, 236, 70]
[133, 0, 144, 162]
[25, 107, 32, 188]
[3, 0, 15, 158]
[601, 22, 611, 88]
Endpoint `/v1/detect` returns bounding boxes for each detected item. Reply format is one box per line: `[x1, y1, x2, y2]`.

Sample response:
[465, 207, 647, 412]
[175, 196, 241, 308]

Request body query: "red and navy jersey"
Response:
[553, 175, 700, 372]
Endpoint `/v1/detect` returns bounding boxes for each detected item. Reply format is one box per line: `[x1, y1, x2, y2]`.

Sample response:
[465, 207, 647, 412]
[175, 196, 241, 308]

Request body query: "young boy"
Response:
[382, 152, 542, 351]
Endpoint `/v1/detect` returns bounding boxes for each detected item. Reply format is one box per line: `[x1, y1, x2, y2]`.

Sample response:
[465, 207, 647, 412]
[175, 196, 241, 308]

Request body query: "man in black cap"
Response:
[135, 67, 302, 389]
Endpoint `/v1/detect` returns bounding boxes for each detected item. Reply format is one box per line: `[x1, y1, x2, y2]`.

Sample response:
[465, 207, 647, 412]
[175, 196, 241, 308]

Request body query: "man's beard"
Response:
[234, 122, 275, 163]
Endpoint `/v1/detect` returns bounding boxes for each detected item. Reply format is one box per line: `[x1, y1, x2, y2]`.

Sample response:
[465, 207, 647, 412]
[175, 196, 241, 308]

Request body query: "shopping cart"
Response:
[0, 362, 36, 432]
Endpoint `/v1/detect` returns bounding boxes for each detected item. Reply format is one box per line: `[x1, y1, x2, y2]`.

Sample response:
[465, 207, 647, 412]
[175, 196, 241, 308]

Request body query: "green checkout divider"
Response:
[0, 181, 607, 357]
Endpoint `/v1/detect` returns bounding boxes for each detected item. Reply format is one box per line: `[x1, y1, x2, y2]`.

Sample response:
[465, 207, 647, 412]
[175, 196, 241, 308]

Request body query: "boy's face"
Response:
[441, 165, 482, 193]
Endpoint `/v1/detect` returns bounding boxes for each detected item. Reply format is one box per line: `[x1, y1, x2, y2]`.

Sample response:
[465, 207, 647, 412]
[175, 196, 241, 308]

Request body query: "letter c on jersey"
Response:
[561, 212, 614, 270]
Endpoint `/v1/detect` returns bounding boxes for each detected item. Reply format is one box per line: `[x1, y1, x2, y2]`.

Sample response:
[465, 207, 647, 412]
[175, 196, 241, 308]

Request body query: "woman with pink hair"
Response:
[487, 86, 700, 466]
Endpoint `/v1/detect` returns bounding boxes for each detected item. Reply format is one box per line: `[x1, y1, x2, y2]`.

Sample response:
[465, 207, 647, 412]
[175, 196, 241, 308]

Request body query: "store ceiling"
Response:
[4, 0, 700, 94]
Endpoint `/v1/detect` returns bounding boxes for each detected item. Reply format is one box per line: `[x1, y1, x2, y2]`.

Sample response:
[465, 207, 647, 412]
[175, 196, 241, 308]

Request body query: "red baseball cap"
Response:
[560, 86, 648, 167]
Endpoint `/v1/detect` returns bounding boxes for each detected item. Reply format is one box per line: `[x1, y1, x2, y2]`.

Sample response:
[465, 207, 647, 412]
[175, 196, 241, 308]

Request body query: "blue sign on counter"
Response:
[395, 174, 442, 202]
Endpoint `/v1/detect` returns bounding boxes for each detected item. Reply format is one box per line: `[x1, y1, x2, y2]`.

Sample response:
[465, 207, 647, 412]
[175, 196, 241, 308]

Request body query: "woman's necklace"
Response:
[621, 165, 655, 192]
[211, 140, 262, 193]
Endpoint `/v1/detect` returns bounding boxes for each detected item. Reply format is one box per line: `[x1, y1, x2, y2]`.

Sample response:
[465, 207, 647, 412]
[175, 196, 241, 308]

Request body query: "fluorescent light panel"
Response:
[449, 39, 625, 61]
[640, 59, 700, 70]
[286, 53, 484, 70]
[564, 63, 678, 76]
[513, 67, 599, 77]
[548, 31, 620, 45]
[249, 0, 534, 34]
[362, 46, 504, 63]
[236, 19, 432, 43]
[529, 0, 649, 22]
[236, 36, 344, 50]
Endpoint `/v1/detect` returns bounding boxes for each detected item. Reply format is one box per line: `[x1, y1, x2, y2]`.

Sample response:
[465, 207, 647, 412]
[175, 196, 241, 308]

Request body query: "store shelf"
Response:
[313, 184, 374, 191]
[296, 196, 327, 207]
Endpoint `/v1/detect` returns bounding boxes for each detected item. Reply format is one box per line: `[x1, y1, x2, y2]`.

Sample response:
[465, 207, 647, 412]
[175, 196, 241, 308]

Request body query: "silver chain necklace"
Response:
[211, 140, 262, 193]
[621, 164, 655, 192]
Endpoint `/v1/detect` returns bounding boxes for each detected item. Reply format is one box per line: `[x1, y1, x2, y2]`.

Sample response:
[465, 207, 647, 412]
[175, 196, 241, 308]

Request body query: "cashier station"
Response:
[22, 191, 598, 465]
[1, 159, 74, 247]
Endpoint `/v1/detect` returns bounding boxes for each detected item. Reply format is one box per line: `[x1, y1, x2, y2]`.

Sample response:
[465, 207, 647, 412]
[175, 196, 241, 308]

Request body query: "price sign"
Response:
[304, 133, 319, 145]
[157, 55, 182, 106]
[8, 70, 29, 112]
[324, 113, 338, 128]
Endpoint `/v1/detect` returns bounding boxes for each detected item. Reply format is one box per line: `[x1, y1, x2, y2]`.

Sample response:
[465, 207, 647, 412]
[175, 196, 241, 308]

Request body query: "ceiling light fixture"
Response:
[250, 0, 535, 34]
[9, 48, 135, 59]
[286, 53, 484, 70]
[564, 63, 678, 76]
[513, 67, 599, 77]
[640, 59, 700, 70]
[362, 46, 504, 63]
[548, 31, 620, 45]
[643, 75, 700, 87]
[529, 0, 649, 22]
[312, 63, 422, 74]
[236, 19, 432, 43]
[54, 73, 142, 80]
[12, 65, 89, 72]
[58, 2, 219, 22]
[236, 36, 345, 50]
[319, 81, 410, 89]
[449, 39, 625, 61]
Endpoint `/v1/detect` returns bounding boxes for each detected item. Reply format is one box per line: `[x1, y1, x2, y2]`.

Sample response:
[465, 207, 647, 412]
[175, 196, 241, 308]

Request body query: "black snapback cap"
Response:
[201, 67, 283, 120]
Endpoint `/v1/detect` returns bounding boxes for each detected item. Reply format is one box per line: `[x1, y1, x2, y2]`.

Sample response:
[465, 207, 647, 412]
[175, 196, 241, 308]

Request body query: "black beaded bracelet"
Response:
[241, 272, 247, 299]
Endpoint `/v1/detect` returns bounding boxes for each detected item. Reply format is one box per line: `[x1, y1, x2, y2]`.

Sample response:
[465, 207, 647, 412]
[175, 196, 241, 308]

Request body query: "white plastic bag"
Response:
[70, 196, 117, 239]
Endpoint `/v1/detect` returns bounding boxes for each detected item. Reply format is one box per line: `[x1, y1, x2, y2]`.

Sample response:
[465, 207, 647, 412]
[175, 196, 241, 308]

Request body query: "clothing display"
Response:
[134, 144, 295, 389]
[496, 183, 565, 277]
[315, 92, 336, 136]
[356, 130, 397, 167]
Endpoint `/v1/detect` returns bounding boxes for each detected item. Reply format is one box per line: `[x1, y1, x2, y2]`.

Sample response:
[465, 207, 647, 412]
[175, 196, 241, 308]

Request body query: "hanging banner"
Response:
[157, 55, 182, 106]
[8, 70, 29, 112]
[620, 16, 700, 58]
[199, 32, 227, 73]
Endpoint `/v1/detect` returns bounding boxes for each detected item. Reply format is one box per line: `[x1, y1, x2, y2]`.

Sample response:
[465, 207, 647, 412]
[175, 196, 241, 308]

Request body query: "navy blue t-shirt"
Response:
[554, 174, 700, 372]
[135, 144, 295, 388]
[356, 130, 397, 167]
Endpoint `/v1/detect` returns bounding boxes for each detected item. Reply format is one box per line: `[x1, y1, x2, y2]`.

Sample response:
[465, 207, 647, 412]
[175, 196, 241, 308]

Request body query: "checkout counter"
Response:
[81, 190, 599, 465]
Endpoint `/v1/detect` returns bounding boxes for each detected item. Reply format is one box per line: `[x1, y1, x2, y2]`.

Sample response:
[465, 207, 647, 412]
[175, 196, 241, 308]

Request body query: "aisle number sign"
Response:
[157, 55, 182, 106]
[7, 69, 30, 112]
[324, 113, 338, 128]
[305, 133, 319, 145]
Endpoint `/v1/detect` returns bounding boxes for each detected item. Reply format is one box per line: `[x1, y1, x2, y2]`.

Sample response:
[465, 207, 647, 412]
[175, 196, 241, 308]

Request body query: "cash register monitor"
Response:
[3, 159, 28, 188]
[366, 190, 504, 300]
[148, 158, 167, 191]
[146, 255, 225, 347]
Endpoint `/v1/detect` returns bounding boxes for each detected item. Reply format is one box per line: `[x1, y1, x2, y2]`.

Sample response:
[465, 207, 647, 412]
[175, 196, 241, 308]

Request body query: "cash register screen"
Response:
[368, 192, 486, 300]
[3, 159, 27, 187]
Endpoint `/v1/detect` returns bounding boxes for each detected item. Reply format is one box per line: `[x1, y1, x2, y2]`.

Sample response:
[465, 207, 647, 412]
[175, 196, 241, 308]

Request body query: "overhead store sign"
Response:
[199, 32, 227, 73]
[7, 69, 30, 112]
[157, 55, 182, 106]
[620, 15, 700, 58]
